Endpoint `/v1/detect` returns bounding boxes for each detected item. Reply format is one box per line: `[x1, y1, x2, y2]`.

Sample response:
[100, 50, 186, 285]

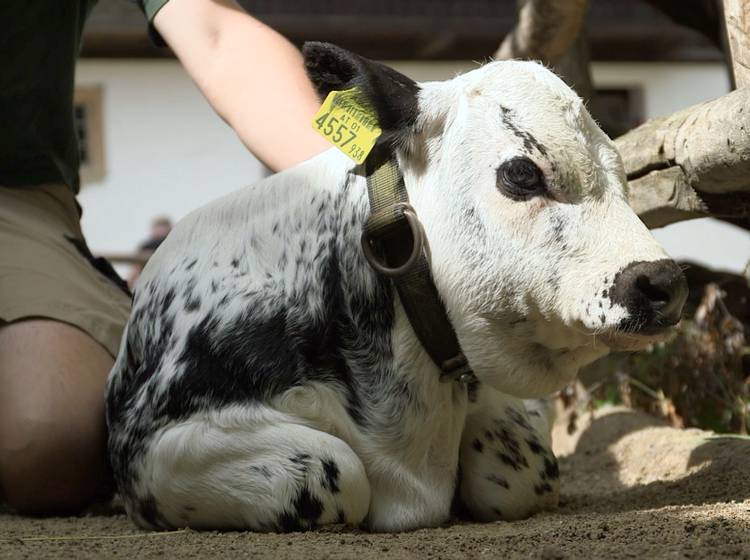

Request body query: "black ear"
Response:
[302, 42, 420, 144]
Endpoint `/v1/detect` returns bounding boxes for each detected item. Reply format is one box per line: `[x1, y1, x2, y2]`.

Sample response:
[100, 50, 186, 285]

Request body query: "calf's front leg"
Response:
[458, 386, 559, 521]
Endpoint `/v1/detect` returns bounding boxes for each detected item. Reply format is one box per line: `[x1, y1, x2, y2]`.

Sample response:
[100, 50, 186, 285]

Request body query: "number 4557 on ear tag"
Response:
[312, 89, 382, 165]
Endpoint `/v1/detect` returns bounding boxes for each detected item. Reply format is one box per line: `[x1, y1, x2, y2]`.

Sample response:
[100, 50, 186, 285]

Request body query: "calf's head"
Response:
[304, 43, 687, 397]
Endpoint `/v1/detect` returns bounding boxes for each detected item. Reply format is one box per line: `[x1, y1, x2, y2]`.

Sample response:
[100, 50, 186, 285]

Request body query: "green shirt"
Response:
[136, 0, 170, 46]
[0, 1, 98, 193]
[0, 0, 169, 193]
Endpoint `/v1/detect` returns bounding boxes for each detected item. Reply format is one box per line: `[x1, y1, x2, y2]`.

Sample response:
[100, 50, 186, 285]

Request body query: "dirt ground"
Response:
[1, 406, 749, 560]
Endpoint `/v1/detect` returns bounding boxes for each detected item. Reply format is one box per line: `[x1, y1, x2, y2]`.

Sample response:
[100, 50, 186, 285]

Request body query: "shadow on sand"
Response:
[558, 410, 750, 515]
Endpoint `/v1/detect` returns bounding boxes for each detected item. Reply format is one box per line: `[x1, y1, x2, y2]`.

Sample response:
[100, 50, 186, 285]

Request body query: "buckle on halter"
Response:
[361, 202, 426, 277]
[439, 353, 476, 384]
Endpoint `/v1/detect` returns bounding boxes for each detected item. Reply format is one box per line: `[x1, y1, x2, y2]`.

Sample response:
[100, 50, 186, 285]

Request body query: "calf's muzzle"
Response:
[611, 259, 688, 335]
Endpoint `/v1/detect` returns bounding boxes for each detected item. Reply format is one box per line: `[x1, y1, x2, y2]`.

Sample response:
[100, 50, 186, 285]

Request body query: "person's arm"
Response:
[152, 0, 330, 172]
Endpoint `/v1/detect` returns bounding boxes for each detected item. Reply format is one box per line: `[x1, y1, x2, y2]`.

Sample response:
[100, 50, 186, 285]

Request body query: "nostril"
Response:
[611, 259, 688, 333]
[634, 274, 670, 307]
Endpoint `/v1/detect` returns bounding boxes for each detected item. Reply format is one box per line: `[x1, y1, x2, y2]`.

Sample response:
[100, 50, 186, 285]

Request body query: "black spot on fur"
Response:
[278, 487, 324, 532]
[472, 439, 484, 453]
[486, 474, 510, 489]
[139, 496, 161, 527]
[250, 465, 272, 480]
[321, 459, 341, 493]
[600, 314, 606, 324]
[549, 214, 565, 244]
[490, 416, 531, 472]
[185, 295, 201, 312]
[230, 258, 239, 268]
[534, 482, 554, 495]
[290, 453, 311, 469]
[160, 288, 176, 316]
[185, 259, 198, 271]
[182, 278, 197, 300]
[497, 452, 522, 471]
[544, 457, 559, 480]
[549, 274, 560, 293]
[500, 106, 549, 157]
[526, 438, 544, 455]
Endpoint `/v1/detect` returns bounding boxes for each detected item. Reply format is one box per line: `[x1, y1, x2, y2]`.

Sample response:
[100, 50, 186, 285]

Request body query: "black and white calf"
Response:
[106, 43, 687, 532]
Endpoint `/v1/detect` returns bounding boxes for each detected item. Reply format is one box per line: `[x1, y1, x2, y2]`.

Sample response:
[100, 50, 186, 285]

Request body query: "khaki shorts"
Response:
[0, 184, 131, 358]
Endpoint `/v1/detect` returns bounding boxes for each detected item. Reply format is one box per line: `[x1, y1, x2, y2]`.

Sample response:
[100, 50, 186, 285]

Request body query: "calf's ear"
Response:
[302, 42, 419, 146]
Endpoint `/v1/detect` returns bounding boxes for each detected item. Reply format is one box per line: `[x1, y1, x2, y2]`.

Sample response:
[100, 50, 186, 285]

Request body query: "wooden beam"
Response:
[494, 0, 589, 65]
[626, 167, 707, 228]
[723, 0, 750, 89]
[616, 88, 750, 229]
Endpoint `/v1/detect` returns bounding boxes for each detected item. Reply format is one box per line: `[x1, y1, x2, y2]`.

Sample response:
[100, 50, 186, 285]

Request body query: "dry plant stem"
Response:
[5, 530, 189, 543]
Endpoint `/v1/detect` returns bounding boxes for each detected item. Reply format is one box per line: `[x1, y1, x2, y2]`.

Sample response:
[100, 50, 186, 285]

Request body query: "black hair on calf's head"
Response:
[302, 42, 420, 149]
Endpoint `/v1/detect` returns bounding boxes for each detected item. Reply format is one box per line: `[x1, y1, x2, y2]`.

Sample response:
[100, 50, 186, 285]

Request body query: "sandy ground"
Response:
[1, 407, 749, 559]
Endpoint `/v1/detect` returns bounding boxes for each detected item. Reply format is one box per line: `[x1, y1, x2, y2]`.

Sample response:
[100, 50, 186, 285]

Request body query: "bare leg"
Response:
[0, 319, 114, 514]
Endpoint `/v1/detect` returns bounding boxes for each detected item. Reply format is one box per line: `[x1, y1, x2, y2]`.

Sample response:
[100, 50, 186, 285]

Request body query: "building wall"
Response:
[75, 61, 265, 260]
[75, 59, 748, 273]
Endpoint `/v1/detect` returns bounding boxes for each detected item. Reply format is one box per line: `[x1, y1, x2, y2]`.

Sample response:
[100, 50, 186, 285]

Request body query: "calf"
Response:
[106, 43, 687, 532]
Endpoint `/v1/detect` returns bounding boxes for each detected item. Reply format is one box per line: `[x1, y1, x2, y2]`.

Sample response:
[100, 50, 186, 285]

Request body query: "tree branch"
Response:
[494, 0, 589, 66]
[723, 0, 750, 89]
[616, 87, 750, 230]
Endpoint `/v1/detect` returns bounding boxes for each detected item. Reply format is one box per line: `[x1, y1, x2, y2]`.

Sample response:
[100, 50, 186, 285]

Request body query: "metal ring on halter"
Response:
[361, 204, 425, 277]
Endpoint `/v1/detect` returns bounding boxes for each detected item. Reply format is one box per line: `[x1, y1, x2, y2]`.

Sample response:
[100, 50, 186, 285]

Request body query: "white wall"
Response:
[76, 59, 748, 273]
[75, 60, 264, 256]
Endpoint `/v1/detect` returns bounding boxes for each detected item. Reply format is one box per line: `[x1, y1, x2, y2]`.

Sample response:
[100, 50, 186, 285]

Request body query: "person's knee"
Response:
[0, 418, 113, 515]
[0, 319, 117, 515]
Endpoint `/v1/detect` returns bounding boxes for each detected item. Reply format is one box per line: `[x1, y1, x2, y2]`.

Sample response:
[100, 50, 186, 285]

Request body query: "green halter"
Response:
[360, 149, 476, 384]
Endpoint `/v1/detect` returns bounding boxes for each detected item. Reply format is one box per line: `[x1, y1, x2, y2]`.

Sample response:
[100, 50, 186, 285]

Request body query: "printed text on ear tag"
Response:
[312, 89, 382, 164]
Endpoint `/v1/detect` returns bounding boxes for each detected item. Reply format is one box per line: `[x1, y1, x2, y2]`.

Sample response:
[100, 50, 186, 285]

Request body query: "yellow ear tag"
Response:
[312, 88, 382, 164]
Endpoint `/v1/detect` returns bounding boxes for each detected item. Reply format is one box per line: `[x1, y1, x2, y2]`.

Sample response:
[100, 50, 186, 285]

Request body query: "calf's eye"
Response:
[497, 157, 546, 200]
